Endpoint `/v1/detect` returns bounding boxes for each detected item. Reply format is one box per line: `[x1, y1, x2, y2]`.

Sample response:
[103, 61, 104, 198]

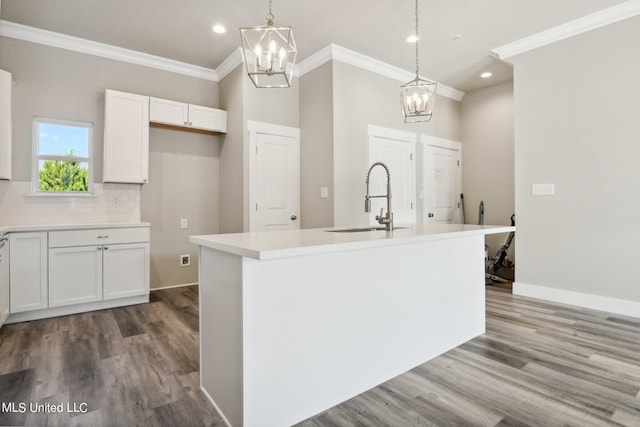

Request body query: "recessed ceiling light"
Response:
[212, 25, 226, 34]
[406, 35, 419, 43]
[481, 72, 493, 78]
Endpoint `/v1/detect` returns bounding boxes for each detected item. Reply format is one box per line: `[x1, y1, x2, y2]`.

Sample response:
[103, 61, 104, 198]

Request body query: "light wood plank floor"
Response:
[1, 286, 640, 426]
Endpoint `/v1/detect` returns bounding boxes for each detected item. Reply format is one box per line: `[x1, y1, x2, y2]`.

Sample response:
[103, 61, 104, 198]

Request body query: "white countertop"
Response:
[0, 222, 150, 234]
[190, 223, 515, 260]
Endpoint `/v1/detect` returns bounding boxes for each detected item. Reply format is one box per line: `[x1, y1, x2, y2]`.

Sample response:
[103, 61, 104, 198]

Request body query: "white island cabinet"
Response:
[190, 223, 514, 427]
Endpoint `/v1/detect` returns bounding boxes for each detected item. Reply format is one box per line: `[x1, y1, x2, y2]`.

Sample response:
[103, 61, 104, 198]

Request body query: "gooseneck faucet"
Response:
[365, 162, 393, 231]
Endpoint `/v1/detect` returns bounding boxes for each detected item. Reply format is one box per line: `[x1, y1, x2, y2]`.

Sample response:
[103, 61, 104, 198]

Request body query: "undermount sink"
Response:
[326, 226, 407, 233]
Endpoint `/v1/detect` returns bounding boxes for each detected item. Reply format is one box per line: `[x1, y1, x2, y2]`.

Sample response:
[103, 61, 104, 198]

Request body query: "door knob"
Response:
[291, 215, 297, 220]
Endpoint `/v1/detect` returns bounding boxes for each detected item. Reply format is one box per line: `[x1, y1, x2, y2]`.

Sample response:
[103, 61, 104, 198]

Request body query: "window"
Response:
[32, 117, 93, 194]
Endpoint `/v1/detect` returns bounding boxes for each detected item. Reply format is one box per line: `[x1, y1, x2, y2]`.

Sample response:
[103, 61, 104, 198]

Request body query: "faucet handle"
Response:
[375, 207, 384, 221]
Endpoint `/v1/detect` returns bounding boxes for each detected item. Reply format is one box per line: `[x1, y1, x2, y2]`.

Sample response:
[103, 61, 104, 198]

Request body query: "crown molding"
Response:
[0, 19, 465, 100]
[0, 20, 219, 81]
[491, 0, 640, 60]
[296, 44, 465, 101]
[216, 47, 244, 81]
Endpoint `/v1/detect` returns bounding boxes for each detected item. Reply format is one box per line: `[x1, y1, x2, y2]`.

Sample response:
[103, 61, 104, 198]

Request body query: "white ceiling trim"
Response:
[491, 0, 640, 60]
[295, 44, 465, 101]
[216, 47, 244, 80]
[0, 20, 219, 81]
[0, 19, 464, 100]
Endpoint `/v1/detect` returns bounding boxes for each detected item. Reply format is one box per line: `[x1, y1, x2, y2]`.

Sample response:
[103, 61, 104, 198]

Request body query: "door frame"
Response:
[420, 134, 462, 224]
[368, 125, 417, 225]
[247, 120, 301, 232]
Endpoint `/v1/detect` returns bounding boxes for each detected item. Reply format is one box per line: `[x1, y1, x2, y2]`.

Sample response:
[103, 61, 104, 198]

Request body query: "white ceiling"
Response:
[0, 0, 631, 93]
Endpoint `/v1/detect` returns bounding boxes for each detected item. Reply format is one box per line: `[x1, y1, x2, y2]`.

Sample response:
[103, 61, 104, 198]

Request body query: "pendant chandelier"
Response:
[400, 0, 437, 122]
[240, 0, 297, 88]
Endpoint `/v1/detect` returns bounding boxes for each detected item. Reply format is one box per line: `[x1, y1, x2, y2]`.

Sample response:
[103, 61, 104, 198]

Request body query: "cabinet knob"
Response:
[104, 246, 109, 250]
[97, 246, 102, 251]
[291, 215, 297, 221]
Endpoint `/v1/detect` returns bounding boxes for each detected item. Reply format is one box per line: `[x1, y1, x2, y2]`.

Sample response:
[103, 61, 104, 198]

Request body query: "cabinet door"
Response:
[49, 246, 102, 307]
[188, 104, 227, 133]
[10, 232, 48, 313]
[103, 242, 150, 300]
[104, 89, 149, 183]
[0, 69, 11, 180]
[149, 97, 188, 127]
[0, 241, 9, 326]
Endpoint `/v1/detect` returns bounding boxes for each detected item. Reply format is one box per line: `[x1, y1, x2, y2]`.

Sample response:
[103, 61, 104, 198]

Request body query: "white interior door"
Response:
[368, 125, 416, 225]
[422, 135, 461, 224]
[249, 121, 300, 231]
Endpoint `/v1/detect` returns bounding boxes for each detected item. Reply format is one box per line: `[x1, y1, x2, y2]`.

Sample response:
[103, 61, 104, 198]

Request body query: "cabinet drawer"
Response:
[49, 227, 150, 248]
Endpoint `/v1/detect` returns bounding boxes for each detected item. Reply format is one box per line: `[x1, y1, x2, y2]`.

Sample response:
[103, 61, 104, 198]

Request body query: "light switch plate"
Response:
[320, 187, 329, 198]
[532, 183, 555, 196]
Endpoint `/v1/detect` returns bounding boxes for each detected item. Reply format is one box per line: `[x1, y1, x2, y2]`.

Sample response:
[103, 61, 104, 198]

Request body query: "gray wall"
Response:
[299, 61, 334, 229]
[141, 129, 219, 288]
[511, 16, 640, 302]
[461, 81, 514, 257]
[331, 60, 462, 227]
[218, 64, 299, 232]
[0, 36, 220, 289]
[218, 66, 245, 233]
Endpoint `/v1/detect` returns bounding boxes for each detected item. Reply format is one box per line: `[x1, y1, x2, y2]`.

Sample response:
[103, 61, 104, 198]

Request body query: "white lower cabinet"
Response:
[9, 232, 48, 313]
[103, 242, 150, 300]
[48, 227, 150, 308]
[49, 245, 102, 307]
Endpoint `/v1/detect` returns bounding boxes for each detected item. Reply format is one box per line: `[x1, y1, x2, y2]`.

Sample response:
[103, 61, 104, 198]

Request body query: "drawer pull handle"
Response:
[97, 235, 109, 239]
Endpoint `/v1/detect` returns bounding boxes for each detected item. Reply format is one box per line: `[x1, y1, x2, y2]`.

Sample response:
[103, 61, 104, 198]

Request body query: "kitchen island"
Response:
[190, 223, 514, 427]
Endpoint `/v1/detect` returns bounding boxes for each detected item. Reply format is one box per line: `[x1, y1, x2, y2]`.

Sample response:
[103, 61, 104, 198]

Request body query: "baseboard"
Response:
[200, 384, 233, 427]
[513, 282, 640, 318]
[5, 294, 149, 324]
[150, 282, 198, 291]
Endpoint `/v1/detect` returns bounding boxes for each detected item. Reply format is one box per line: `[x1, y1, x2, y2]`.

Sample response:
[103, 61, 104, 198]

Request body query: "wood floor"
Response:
[0, 286, 224, 427]
[1, 286, 640, 426]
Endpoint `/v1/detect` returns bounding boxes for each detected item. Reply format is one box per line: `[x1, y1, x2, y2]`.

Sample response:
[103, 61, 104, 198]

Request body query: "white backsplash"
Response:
[0, 181, 141, 225]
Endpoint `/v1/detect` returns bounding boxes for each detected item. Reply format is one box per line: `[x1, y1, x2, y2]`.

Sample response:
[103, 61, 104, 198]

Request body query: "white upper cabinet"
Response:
[149, 97, 188, 126]
[104, 89, 150, 184]
[187, 104, 226, 133]
[0, 69, 12, 180]
[149, 97, 226, 133]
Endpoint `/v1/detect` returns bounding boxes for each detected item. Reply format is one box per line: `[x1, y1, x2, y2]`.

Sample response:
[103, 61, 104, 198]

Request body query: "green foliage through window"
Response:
[39, 151, 89, 192]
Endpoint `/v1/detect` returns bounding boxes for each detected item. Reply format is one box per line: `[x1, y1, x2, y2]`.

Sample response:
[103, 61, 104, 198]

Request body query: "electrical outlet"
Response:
[112, 196, 120, 206]
[320, 187, 329, 198]
[180, 218, 188, 229]
[180, 254, 190, 267]
[532, 183, 555, 196]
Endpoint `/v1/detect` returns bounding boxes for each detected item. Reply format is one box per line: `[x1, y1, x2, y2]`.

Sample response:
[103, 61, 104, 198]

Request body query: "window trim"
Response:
[32, 117, 94, 196]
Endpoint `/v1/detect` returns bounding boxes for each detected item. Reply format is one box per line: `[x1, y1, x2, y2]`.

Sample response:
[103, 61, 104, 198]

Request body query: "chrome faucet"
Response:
[365, 162, 393, 231]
